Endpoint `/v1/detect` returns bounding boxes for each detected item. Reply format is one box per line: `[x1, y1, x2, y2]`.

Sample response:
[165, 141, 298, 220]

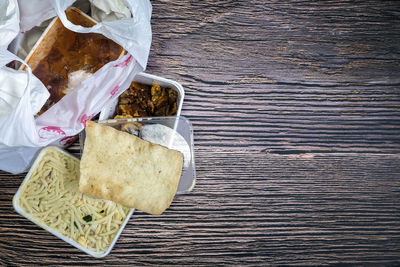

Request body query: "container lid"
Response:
[80, 116, 196, 194]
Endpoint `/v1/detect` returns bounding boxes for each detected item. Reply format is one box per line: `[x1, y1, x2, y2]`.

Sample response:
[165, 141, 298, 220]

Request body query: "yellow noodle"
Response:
[99, 228, 119, 237]
[18, 148, 131, 253]
[95, 223, 102, 235]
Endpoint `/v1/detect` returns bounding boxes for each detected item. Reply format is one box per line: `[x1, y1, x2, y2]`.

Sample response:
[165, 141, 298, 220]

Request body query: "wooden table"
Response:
[1, 1, 400, 265]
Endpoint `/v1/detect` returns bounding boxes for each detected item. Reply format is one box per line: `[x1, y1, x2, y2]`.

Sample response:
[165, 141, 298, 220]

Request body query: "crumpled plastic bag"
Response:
[0, 0, 49, 119]
[0, 63, 49, 117]
[89, 0, 131, 22]
[0, 0, 19, 47]
[0, 0, 152, 174]
[13, 0, 133, 62]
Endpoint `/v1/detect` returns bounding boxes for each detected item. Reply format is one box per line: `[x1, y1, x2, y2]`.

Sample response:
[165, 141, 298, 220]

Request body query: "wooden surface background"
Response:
[1, 0, 400, 265]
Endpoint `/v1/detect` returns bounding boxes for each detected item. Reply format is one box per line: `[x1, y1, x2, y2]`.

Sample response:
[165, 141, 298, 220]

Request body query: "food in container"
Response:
[79, 121, 184, 215]
[13, 146, 134, 258]
[114, 82, 178, 118]
[81, 116, 196, 194]
[141, 123, 191, 169]
[21, 7, 125, 114]
[99, 72, 184, 120]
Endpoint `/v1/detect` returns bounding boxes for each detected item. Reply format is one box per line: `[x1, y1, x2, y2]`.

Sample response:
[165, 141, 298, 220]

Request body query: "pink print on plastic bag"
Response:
[114, 55, 132, 67]
[80, 113, 95, 127]
[110, 85, 120, 97]
[59, 135, 78, 147]
[38, 126, 66, 139]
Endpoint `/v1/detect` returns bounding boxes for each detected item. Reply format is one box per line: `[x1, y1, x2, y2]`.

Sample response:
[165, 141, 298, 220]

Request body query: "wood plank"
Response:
[143, 0, 400, 153]
[149, 0, 400, 84]
[1, 0, 400, 265]
[1, 151, 400, 265]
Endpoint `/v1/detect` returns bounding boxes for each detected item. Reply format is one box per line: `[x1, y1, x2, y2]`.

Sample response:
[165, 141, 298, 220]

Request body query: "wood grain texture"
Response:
[147, 0, 400, 153]
[1, 0, 400, 265]
[1, 151, 400, 265]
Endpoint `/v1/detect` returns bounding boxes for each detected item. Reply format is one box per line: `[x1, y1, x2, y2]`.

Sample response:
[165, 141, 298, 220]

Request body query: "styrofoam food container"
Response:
[21, 7, 125, 72]
[80, 116, 196, 194]
[13, 146, 134, 258]
[99, 72, 184, 120]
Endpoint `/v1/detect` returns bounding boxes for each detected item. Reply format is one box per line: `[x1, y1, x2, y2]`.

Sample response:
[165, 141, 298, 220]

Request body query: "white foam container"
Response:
[13, 146, 134, 258]
[99, 72, 184, 120]
[21, 7, 125, 72]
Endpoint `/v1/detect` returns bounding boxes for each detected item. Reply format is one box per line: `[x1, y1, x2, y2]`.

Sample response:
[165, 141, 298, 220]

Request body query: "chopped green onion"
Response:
[83, 215, 92, 222]
[73, 221, 78, 229]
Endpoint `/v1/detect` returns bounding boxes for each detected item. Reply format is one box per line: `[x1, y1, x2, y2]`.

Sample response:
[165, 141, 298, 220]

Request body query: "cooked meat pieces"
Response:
[114, 82, 178, 118]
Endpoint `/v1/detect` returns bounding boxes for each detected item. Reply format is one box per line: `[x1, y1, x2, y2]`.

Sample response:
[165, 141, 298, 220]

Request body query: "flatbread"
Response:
[79, 121, 183, 215]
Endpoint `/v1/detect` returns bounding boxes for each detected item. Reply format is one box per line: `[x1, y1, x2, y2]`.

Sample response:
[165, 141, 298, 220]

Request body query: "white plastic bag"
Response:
[0, 0, 152, 173]
[0, 0, 19, 47]
[89, 0, 132, 22]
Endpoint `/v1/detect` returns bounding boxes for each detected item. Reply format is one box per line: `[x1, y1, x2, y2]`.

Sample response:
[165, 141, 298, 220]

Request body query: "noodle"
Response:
[18, 147, 131, 253]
